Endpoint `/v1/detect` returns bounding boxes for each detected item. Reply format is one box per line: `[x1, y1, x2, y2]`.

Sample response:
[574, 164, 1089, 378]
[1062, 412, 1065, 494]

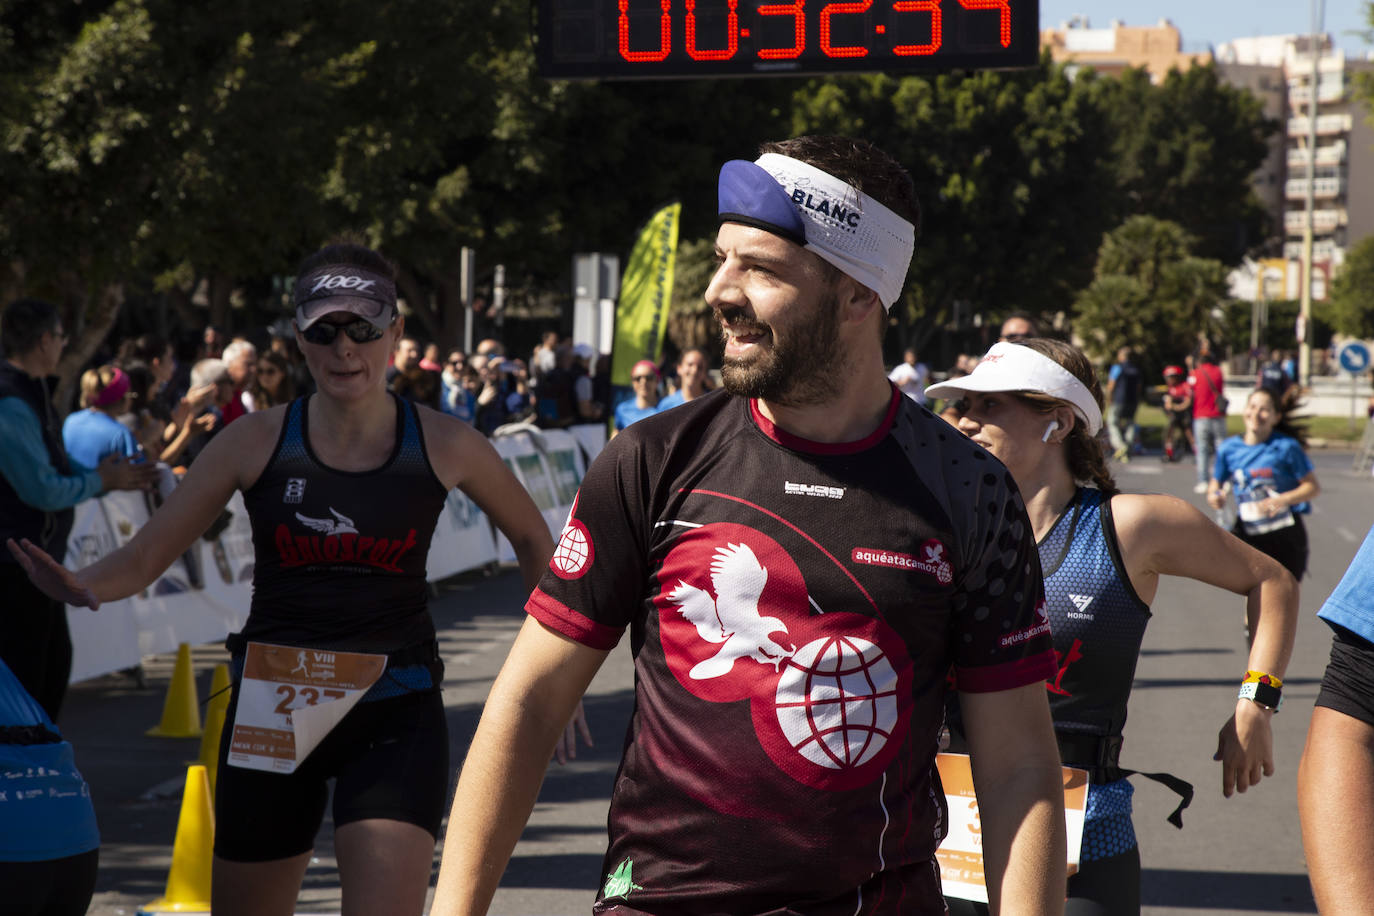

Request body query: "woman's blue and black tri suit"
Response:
[214, 393, 451, 862]
[1038, 488, 1150, 884]
[952, 486, 1156, 916]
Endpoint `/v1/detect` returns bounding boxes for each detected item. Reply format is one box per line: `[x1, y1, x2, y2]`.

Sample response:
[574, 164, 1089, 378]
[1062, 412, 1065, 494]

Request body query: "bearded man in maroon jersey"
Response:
[433, 136, 1066, 916]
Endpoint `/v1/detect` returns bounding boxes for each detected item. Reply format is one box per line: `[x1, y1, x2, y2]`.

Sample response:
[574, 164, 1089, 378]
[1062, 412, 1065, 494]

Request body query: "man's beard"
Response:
[717, 294, 847, 407]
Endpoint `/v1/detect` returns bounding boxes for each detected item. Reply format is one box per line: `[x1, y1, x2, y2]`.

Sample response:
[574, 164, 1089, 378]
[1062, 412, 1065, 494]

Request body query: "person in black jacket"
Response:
[0, 299, 157, 720]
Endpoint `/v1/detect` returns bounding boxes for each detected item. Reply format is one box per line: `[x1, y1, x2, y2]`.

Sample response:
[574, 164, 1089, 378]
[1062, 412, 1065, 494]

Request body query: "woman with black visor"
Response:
[8, 240, 574, 916]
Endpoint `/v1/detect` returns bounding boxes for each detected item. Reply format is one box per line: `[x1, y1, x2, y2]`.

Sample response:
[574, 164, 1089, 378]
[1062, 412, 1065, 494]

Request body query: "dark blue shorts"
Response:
[213, 685, 449, 863]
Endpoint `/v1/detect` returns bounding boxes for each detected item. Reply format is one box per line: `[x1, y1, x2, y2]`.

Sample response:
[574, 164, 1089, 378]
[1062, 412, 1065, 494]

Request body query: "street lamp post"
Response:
[1298, 0, 1325, 387]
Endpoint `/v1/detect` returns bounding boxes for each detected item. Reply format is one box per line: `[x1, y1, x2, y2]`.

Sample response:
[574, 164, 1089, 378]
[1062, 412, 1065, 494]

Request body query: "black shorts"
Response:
[213, 686, 450, 862]
[1315, 625, 1374, 729]
[944, 846, 1141, 916]
[1231, 513, 1307, 581]
[0, 848, 98, 916]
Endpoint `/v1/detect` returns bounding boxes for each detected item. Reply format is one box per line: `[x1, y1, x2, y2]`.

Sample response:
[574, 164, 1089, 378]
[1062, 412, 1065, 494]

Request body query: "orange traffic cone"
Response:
[193, 664, 231, 795]
[147, 644, 202, 738]
[138, 765, 214, 914]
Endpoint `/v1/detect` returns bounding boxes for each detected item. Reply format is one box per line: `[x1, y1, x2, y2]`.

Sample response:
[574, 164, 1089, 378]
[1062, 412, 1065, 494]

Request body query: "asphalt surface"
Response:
[61, 444, 1369, 915]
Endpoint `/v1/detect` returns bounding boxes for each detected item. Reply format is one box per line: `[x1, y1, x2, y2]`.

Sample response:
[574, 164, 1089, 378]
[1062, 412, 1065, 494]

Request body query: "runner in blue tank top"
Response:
[7, 242, 581, 916]
[928, 339, 1299, 916]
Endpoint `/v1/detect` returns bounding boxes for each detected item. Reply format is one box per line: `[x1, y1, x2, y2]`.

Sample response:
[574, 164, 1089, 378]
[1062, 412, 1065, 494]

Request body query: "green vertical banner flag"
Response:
[611, 202, 681, 385]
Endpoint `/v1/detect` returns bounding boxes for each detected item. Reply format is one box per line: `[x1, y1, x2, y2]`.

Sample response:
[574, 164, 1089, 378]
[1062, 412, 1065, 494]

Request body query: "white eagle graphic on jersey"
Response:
[294, 508, 359, 536]
[667, 542, 797, 680]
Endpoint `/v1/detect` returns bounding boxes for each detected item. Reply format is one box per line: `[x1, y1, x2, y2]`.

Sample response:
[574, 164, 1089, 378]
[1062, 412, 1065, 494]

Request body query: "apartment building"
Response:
[1040, 23, 1374, 302]
[1040, 17, 1212, 82]
[1217, 34, 1374, 301]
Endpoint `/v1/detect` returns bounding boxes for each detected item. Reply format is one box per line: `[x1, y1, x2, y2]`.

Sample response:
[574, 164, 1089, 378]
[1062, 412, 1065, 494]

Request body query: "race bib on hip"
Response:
[934, 753, 1089, 904]
[227, 642, 386, 774]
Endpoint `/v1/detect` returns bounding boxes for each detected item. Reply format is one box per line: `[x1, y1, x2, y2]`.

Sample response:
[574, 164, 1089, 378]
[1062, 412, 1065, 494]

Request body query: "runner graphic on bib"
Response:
[1231, 468, 1294, 536]
[227, 642, 387, 773]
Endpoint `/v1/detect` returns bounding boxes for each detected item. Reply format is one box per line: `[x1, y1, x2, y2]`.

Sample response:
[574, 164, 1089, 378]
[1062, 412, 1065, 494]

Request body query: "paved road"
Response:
[62, 447, 1368, 915]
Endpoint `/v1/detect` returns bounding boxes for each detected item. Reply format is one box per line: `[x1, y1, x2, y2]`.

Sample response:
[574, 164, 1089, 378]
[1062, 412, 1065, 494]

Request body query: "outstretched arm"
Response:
[1112, 493, 1299, 797]
[960, 682, 1067, 916]
[431, 618, 609, 916]
[9, 412, 273, 605]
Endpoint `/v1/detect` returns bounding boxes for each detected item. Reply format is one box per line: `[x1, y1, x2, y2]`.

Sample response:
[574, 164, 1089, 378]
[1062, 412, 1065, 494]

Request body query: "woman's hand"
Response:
[184, 382, 219, 411]
[1214, 700, 1275, 797]
[551, 699, 594, 765]
[191, 412, 218, 436]
[1205, 486, 1226, 510]
[5, 538, 100, 609]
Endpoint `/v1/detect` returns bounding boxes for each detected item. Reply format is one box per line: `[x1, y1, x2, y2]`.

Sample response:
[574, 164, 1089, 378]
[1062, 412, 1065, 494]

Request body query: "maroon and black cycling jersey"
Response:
[528, 386, 1056, 915]
[238, 394, 447, 652]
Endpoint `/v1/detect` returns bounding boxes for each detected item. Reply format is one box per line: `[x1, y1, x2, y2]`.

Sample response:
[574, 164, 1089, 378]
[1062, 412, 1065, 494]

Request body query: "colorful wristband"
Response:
[1242, 670, 1283, 688]
[1239, 680, 1282, 711]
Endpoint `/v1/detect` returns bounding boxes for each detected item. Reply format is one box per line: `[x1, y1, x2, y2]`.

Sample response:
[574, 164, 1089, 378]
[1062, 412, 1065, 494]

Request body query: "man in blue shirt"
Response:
[612, 359, 663, 434]
[1106, 345, 1142, 462]
[0, 298, 157, 720]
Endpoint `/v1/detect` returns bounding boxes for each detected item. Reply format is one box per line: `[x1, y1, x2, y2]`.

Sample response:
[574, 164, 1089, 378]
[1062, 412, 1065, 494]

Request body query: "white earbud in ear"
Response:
[1042, 420, 1061, 442]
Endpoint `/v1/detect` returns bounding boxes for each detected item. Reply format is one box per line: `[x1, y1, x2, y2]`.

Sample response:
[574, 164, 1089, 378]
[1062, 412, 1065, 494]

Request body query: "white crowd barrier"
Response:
[65, 423, 606, 683]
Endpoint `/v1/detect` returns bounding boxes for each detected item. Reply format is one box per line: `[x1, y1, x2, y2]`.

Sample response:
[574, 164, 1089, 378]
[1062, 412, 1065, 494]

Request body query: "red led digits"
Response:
[570, 0, 1029, 75]
[820, 0, 873, 58]
[958, 0, 1011, 46]
[618, 0, 672, 62]
[891, 0, 941, 55]
[756, 0, 805, 59]
[686, 0, 740, 60]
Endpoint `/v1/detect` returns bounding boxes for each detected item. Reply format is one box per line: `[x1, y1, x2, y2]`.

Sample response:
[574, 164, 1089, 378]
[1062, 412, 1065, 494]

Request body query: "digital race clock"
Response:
[536, 0, 1039, 79]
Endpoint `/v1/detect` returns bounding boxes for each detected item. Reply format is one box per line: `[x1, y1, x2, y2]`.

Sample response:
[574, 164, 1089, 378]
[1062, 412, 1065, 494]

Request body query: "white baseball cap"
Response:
[924, 342, 1103, 435]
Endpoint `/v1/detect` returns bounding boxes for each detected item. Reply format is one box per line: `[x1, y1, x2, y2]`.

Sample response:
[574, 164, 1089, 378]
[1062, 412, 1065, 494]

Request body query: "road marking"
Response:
[1337, 526, 1358, 544]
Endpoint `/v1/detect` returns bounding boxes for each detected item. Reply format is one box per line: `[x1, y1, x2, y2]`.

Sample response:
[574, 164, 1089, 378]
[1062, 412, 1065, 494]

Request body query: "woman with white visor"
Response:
[926, 338, 1298, 916]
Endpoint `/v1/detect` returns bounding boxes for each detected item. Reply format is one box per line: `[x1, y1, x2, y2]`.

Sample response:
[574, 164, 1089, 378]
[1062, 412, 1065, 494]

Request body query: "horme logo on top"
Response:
[1067, 594, 1095, 620]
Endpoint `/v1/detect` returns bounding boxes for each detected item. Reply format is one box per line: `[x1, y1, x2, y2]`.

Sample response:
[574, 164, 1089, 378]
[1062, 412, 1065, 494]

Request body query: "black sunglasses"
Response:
[300, 317, 387, 346]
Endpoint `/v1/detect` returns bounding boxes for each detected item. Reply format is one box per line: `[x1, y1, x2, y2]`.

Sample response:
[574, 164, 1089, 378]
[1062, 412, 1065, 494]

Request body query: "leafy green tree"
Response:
[1327, 235, 1374, 340]
[784, 61, 1119, 356]
[1081, 64, 1275, 264]
[0, 3, 1282, 382]
[1074, 216, 1231, 371]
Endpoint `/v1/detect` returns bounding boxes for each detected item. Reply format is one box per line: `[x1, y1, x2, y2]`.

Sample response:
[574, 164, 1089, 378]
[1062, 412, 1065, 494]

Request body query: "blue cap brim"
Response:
[717, 160, 807, 246]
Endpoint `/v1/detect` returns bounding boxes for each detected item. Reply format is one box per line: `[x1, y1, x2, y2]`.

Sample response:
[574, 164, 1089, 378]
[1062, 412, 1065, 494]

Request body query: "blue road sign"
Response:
[1338, 341, 1371, 375]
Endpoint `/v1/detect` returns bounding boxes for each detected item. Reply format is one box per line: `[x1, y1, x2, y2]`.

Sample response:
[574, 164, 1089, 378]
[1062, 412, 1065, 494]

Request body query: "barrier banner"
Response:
[427, 488, 499, 581]
[65, 489, 138, 682]
[490, 428, 585, 563]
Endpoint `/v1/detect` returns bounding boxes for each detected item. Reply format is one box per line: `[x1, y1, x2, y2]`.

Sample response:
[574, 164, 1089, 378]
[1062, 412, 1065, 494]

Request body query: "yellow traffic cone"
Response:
[139, 765, 214, 914]
[147, 644, 203, 738]
[193, 663, 231, 795]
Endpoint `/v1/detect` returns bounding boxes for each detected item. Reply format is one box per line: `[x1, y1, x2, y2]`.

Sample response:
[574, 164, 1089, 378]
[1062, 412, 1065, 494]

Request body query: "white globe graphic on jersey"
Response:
[552, 523, 590, 575]
[775, 635, 899, 769]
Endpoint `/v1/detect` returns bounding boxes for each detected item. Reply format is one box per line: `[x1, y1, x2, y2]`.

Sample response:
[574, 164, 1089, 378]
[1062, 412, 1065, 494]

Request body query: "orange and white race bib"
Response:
[935, 752, 1089, 903]
[227, 642, 386, 774]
